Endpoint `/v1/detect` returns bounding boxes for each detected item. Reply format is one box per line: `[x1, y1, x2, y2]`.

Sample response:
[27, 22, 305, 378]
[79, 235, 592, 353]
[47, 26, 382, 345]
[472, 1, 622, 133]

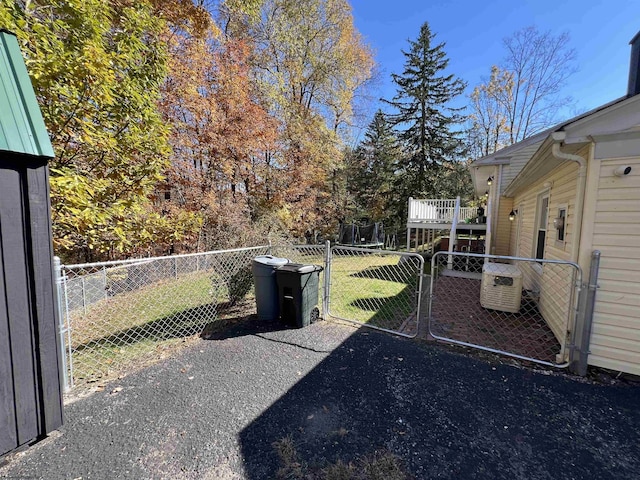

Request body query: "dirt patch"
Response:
[273, 436, 412, 480]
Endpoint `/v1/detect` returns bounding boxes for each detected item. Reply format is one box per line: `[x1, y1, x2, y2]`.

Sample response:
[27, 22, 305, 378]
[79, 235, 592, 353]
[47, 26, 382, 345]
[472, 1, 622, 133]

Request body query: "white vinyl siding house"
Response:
[470, 83, 640, 375]
[579, 146, 640, 374]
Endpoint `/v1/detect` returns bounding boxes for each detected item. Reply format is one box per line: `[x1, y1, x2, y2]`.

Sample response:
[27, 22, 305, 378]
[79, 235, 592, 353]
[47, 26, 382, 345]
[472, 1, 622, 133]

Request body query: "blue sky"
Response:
[349, 0, 639, 124]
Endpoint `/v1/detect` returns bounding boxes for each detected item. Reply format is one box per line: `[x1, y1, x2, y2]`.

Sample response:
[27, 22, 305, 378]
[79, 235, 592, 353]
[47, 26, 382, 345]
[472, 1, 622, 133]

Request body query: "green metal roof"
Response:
[0, 29, 54, 158]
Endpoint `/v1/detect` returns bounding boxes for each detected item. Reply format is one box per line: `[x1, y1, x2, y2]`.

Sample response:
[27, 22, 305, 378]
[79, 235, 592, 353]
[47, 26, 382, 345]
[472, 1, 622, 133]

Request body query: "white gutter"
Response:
[550, 131, 587, 263]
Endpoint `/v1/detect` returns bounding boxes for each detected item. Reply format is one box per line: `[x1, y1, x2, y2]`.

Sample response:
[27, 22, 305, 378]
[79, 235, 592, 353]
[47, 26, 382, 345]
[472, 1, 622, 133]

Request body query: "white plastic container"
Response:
[480, 263, 523, 313]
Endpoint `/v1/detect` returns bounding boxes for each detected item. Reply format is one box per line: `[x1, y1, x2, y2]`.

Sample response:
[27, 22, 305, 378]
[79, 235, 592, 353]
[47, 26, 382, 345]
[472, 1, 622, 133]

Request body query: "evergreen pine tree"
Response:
[348, 110, 403, 230]
[384, 22, 467, 208]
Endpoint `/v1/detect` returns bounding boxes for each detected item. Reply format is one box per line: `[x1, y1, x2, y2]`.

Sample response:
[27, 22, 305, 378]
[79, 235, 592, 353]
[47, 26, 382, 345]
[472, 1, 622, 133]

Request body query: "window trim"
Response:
[533, 191, 550, 264]
[555, 204, 568, 248]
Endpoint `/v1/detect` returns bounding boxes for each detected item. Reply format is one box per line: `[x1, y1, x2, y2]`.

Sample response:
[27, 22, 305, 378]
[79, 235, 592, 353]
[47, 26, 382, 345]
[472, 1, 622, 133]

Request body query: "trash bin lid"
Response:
[253, 255, 290, 267]
[277, 263, 323, 274]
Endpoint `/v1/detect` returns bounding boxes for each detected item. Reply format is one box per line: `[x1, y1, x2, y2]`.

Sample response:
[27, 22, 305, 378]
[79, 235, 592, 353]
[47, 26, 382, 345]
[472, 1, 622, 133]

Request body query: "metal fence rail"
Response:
[327, 246, 424, 338]
[429, 251, 581, 367]
[58, 246, 269, 389]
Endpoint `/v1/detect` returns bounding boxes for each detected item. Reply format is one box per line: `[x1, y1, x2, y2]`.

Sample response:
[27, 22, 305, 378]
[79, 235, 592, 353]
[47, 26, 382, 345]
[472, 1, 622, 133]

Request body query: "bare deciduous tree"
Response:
[468, 26, 577, 158]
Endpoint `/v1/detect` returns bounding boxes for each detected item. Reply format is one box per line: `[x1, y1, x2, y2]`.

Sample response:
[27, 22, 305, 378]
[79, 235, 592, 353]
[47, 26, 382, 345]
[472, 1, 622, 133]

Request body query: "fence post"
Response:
[81, 276, 86, 315]
[323, 240, 331, 317]
[54, 256, 70, 392]
[102, 266, 108, 300]
[571, 250, 600, 376]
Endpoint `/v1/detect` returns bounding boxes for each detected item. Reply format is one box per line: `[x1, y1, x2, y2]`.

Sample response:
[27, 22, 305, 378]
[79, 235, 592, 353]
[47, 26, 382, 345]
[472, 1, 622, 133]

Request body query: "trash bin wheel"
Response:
[310, 307, 320, 324]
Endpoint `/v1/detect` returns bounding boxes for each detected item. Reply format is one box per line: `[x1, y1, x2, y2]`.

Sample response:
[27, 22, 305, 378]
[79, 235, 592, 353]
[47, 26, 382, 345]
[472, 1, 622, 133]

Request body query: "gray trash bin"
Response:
[252, 255, 290, 320]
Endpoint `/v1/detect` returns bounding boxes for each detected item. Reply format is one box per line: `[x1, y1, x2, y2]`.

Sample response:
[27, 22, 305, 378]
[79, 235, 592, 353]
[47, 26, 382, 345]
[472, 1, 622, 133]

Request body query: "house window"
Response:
[556, 207, 566, 243]
[535, 193, 549, 260]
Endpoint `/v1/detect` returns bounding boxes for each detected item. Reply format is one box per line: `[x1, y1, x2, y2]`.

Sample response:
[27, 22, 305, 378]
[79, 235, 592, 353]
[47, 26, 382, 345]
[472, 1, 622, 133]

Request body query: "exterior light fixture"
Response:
[509, 209, 517, 221]
[484, 190, 489, 197]
[487, 176, 493, 186]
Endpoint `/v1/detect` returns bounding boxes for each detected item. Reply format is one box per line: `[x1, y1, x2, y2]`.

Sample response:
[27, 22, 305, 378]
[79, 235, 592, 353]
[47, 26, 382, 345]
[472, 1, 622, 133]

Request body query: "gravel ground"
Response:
[1, 317, 639, 480]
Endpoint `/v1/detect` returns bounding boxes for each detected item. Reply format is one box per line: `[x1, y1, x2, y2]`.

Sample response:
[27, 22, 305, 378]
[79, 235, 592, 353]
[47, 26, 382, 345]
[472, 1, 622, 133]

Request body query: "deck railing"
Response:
[408, 198, 477, 223]
[459, 207, 477, 221]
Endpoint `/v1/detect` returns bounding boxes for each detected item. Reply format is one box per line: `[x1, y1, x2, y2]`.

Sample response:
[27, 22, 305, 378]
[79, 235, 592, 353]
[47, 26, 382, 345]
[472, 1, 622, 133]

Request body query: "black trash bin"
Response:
[276, 263, 323, 328]
[252, 255, 290, 320]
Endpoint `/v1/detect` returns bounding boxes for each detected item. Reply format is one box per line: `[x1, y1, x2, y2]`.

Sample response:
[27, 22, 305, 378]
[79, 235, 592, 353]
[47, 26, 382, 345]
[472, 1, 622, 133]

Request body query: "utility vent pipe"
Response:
[628, 30, 640, 96]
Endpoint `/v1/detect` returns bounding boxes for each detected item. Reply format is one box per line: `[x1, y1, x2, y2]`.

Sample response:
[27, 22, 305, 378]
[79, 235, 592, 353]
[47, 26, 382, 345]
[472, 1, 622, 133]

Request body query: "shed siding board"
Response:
[595, 288, 640, 308]
[592, 245, 640, 260]
[589, 342, 640, 370]
[592, 323, 640, 345]
[597, 264, 640, 283]
[592, 234, 640, 248]
[0, 239, 17, 455]
[588, 156, 640, 374]
[594, 199, 639, 213]
[26, 165, 63, 432]
[598, 278, 640, 296]
[595, 210, 640, 223]
[0, 167, 39, 445]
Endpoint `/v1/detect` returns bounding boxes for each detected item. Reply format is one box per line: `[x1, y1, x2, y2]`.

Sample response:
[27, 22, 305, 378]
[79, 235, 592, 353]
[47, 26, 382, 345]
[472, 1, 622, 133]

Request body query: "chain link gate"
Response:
[326, 246, 424, 338]
[428, 251, 582, 366]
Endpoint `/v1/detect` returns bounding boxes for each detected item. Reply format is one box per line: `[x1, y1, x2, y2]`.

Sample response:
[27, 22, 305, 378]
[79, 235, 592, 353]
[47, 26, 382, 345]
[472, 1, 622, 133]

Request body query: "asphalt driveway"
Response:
[2, 318, 639, 479]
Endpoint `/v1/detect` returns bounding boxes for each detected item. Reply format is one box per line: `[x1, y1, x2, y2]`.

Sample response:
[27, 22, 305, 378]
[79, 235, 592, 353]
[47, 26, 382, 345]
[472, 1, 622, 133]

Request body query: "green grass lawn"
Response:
[68, 269, 248, 385]
[328, 252, 422, 331]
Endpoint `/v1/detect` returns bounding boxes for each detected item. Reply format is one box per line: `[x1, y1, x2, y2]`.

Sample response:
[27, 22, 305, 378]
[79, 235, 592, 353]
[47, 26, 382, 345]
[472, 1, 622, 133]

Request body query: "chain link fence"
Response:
[327, 246, 424, 337]
[428, 251, 581, 366]
[57, 242, 580, 390]
[59, 246, 269, 389]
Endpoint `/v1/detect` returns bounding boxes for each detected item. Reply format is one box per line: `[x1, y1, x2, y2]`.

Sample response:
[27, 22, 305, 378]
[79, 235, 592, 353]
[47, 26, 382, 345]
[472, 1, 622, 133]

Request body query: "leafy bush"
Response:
[226, 266, 253, 305]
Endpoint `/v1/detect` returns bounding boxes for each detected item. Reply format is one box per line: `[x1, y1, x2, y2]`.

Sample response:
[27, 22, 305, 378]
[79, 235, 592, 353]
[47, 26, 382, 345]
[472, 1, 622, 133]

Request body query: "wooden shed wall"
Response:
[0, 155, 63, 457]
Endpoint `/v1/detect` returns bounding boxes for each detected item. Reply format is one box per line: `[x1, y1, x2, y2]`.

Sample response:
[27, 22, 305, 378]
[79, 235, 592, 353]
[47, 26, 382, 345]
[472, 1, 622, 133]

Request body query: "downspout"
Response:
[550, 131, 587, 264]
[550, 131, 589, 368]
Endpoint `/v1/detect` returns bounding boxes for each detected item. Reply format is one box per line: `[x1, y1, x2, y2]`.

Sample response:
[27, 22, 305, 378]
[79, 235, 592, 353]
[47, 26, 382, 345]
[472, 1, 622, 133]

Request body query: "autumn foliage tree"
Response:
[2, 0, 375, 258]
[160, 29, 281, 249]
[0, 0, 177, 261]
[246, 0, 375, 238]
[346, 111, 402, 230]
